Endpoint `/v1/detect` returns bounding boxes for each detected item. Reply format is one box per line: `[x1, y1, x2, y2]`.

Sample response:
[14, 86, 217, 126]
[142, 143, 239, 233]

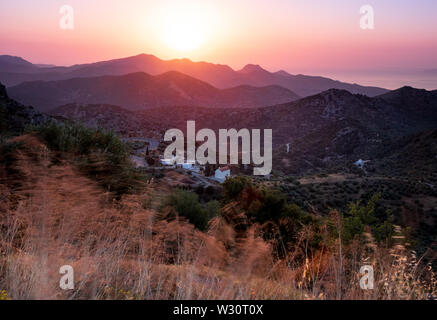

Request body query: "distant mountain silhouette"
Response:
[7, 71, 300, 112]
[0, 53, 388, 97]
[0, 55, 40, 73]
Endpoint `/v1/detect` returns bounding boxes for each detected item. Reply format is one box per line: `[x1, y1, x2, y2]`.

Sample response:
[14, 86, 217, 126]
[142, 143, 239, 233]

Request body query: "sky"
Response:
[1, 0, 436, 88]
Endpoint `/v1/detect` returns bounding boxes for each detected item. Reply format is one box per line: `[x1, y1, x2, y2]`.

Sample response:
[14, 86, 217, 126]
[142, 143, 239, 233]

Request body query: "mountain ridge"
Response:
[7, 71, 300, 112]
[50, 86, 437, 175]
[0, 53, 388, 97]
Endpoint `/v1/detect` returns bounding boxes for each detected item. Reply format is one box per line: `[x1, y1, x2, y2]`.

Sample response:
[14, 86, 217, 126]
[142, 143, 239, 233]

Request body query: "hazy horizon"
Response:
[2, 51, 436, 90]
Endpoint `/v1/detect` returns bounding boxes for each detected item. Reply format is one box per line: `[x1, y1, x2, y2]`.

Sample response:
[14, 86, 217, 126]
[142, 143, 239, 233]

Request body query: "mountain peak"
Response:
[375, 86, 437, 116]
[0, 55, 33, 66]
[395, 86, 428, 93]
[274, 70, 291, 77]
[239, 64, 267, 74]
[134, 53, 160, 60]
[378, 86, 431, 100]
[321, 88, 355, 98]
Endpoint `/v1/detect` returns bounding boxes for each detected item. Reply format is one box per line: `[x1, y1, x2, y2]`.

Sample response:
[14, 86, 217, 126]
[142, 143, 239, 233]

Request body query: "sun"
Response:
[163, 15, 205, 52]
[157, 1, 218, 53]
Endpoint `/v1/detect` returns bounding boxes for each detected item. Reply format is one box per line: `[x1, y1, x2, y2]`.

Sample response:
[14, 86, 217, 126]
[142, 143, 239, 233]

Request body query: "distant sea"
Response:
[318, 69, 437, 91]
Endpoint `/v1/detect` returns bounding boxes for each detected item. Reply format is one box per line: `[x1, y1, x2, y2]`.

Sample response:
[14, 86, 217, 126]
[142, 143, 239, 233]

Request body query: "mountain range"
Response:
[1, 52, 436, 176]
[6, 71, 299, 112]
[48, 86, 437, 175]
[0, 53, 388, 98]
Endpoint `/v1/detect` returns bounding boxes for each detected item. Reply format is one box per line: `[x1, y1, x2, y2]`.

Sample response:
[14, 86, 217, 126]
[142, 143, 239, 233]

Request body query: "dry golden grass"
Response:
[0, 135, 435, 300]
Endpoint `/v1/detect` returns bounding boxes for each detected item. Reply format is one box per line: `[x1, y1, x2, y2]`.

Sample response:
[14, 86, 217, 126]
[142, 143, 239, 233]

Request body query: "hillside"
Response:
[0, 54, 388, 97]
[374, 128, 437, 179]
[7, 71, 300, 112]
[377, 86, 437, 130]
[0, 83, 51, 134]
[51, 86, 437, 178]
[50, 103, 161, 137]
[1, 90, 436, 299]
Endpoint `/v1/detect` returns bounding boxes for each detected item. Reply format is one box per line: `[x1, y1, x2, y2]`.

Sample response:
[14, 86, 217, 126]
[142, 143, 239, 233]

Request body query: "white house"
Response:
[160, 155, 183, 166]
[214, 166, 231, 183]
[182, 162, 193, 170]
[354, 159, 369, 169]
[181, 161, 200, 172]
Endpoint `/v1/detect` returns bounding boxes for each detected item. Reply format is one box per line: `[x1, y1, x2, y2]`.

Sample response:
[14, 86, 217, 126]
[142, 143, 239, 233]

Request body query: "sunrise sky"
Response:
[1, 0, 436, 88]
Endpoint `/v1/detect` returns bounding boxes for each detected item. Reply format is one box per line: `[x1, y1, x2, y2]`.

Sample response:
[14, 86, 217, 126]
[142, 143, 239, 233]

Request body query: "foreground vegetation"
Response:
[0, 123, 436, 300]
[26, 122, 148, 195]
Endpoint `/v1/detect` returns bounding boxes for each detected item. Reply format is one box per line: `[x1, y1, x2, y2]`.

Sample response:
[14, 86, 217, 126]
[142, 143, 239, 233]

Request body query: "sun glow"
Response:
[157, 1, 219, 53]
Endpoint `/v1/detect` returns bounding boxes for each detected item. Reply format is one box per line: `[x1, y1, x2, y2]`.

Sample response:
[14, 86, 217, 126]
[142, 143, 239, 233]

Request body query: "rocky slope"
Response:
[0, 82, 51, 134]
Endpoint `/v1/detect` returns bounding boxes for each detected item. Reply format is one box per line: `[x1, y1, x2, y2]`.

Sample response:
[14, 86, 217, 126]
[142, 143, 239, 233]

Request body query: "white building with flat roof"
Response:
[214, 166, 231, 183]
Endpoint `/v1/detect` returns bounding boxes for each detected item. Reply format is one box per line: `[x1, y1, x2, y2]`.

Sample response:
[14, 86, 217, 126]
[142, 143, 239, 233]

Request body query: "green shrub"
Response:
[341, 193, 396, 245]
[28, 122, 128, 165]
[246, 187, 310, 225]
[346, 193, 380, 226]
[165, 190, 217, 230]
[373, 221, 395, 244]
[222, 176, 251, 201]
[248, 189, 287, 223]
[205, 200, 221, 217]
[342, 216, 364, 243]
[27, 122, 145, 195]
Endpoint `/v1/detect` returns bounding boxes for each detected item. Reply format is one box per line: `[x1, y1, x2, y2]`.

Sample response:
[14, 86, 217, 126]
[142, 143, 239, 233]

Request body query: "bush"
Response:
[341, 193, 396, 245]
[342, 216, 364, 243]
[165, 190, 217, 230]
[27, 122, 145, 195]
[241, 185, 310, 226]
[28, 122, 128, 165]
[205, 200, 221, 217]
[222, 176, 251, 201]
[373, 221, 395, 244]
[346, 193, 380, 226]
[248, 189, 287, 223]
